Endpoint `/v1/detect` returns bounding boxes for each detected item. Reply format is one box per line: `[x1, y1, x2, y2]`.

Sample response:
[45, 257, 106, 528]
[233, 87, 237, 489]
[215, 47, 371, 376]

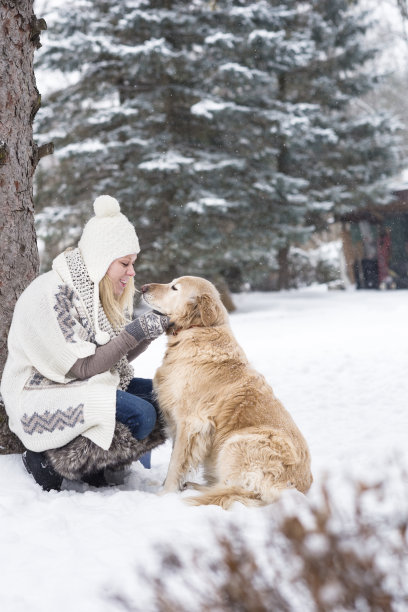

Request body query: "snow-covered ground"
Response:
[1, 286, 407, 611]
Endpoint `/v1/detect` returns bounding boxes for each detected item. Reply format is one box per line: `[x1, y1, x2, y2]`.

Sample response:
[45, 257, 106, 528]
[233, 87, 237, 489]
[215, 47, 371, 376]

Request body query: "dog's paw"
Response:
[181, 481, 200, 490]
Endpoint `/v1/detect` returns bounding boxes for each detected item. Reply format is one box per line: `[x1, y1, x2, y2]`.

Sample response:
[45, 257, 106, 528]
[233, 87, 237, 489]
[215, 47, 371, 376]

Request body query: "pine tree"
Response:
[301, 0, 401, 214]
[34, 0, 401, 289]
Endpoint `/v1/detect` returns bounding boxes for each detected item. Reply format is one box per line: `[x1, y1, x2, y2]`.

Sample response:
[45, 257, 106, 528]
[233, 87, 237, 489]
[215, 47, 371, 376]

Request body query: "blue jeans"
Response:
[116, 377, 157, 468]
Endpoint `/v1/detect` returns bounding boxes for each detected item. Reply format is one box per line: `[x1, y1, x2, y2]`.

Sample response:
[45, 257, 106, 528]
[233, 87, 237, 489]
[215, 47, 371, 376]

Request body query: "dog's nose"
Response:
[141, 284, 149, 294]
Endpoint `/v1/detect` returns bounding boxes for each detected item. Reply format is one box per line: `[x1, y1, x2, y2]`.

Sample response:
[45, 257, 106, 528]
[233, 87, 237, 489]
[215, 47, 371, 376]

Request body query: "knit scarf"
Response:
[64, 248, 133, 391]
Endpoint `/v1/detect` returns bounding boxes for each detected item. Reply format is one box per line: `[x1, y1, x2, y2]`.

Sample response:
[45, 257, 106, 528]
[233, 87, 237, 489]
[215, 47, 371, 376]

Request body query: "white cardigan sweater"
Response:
[1, 250, 132, 452]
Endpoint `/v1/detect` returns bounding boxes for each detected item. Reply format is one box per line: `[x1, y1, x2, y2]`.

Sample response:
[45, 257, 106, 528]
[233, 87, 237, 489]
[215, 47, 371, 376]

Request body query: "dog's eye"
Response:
[171, 285, 178, 291]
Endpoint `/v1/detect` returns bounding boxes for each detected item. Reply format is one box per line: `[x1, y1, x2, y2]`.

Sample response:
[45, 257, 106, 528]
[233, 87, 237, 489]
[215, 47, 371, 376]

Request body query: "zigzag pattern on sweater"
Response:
[53, 285, 77, 343]
[24, 368, 86, 390]
[21, 404, 85, 435]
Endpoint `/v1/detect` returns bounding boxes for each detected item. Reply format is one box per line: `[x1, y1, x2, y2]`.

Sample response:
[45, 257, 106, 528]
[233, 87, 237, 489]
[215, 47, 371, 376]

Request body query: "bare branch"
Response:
[32, 141, 54, 169]
[38, 142, 54, 160]
[30, 15, 47, 49]
[0, 141, 9, 165]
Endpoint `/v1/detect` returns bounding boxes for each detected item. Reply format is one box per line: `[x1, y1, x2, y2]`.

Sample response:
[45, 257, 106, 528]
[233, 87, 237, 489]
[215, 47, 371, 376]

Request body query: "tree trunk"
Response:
[277, 246, 290, 291]
[0, 1, 49, 453]
[276, 72, 290, 292]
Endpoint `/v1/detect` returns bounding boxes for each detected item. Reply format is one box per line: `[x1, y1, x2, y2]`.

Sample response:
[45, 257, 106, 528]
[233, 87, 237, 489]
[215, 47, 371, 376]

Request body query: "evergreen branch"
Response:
[396, 0, 408, 20]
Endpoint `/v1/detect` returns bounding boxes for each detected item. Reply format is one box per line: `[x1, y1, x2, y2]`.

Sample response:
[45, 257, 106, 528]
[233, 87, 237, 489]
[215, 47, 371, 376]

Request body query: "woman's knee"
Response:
[116, 390, 157, 440]
[127, 378, 153, 399]
[125, 401, 156, 440]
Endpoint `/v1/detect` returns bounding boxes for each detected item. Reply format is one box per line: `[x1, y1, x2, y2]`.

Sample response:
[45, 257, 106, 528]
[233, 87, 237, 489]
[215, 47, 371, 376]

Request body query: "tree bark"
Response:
[0, 1, 48, 453]
[276, 72, 291, 292]
[277, 245, 290, 291]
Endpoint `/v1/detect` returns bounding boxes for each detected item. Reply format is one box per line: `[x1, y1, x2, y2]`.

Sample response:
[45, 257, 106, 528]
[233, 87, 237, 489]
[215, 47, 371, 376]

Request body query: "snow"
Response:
[1, 287, 408, 611]
[204, 32, 238, 46]
[57, 140, 106, 157]
[190, 99, 229, 119]
[388, 166, 408, 192]
[193, 158, 245, 172]
[35, 68, 82, 97]
[185, 196, 230, 213]
[219, 63, 255, 79]
[138, 151, 195, 172]
[362, 0, 408, 73]
[248, 29, 283, 44]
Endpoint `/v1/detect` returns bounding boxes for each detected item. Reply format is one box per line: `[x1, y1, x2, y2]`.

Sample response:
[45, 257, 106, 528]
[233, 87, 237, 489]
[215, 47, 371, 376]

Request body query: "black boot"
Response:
[81, 469, 109, 487]
[22, 450, 63, 492]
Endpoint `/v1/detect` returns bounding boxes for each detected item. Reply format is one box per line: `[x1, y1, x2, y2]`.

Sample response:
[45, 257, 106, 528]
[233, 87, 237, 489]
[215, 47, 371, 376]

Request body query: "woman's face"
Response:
[106, 254, 137, 297]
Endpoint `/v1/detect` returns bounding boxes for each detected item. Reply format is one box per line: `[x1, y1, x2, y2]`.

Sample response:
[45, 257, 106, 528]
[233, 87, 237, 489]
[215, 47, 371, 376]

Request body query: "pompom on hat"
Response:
[78, 195, 140, 345]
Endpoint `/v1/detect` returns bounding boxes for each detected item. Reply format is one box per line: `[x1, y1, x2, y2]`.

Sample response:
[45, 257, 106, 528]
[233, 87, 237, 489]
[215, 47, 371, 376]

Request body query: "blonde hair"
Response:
[99, 275, 135, 330]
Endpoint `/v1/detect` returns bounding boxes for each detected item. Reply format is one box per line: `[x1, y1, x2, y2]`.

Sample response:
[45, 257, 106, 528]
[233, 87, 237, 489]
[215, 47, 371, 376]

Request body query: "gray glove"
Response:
[125, 310, 170, 342]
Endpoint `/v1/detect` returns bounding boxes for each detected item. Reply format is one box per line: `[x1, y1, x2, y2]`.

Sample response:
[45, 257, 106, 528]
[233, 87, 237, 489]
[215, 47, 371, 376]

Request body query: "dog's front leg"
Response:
[164, 422, 212, 493]
[162, 417, 215, 494]
[162, 427, 192, 493]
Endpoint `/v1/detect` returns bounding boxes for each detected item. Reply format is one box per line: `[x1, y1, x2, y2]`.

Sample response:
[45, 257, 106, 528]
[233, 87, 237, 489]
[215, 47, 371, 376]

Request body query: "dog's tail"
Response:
[184, 483, 283, 509]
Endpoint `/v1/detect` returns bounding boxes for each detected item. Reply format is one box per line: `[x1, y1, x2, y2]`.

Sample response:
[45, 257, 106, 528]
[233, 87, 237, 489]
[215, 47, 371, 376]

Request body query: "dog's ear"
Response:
[175, 299, 201, 329]
[197, 293, 224, 327]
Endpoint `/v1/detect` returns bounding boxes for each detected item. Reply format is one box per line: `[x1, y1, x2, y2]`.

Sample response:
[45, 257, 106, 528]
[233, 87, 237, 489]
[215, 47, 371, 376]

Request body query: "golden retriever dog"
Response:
[142, 276, 313, 509]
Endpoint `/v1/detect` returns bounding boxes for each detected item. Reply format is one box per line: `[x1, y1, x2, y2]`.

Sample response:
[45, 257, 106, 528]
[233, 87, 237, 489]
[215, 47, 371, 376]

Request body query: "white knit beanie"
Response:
[78, 195, 140, 345]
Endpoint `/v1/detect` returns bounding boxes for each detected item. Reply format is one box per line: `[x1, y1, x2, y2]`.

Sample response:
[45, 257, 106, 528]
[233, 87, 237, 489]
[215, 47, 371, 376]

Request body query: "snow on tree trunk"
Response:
[0, 0, 50, 453]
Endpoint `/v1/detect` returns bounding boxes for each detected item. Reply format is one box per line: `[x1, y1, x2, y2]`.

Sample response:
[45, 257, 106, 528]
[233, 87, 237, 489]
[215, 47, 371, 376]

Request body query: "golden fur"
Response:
[143, 276, 313, 509]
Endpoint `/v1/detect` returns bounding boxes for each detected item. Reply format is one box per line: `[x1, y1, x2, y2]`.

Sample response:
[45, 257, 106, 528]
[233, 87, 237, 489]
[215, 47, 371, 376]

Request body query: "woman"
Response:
[1, 195, 169, 491]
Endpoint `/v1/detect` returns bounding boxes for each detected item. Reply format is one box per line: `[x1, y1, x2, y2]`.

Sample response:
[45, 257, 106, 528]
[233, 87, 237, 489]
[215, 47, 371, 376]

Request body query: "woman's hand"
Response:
[125, 311, 170, 341]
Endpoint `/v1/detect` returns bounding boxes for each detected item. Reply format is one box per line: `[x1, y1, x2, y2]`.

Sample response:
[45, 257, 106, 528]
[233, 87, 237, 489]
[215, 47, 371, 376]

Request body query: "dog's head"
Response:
[141, 276, 229, 330]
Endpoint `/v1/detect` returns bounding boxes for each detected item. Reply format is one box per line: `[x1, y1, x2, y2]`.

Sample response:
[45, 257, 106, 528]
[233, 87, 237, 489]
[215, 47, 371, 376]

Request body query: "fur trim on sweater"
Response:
[45, 418, 167, 480]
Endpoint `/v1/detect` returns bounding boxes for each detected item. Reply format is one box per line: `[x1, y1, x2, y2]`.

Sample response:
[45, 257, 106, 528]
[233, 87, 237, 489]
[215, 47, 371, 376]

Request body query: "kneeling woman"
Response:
[1, 196, 169, 490]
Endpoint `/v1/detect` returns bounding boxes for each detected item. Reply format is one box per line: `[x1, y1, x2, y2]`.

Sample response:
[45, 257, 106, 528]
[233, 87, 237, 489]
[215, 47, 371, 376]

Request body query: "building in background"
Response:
[341, 186, 408, 289]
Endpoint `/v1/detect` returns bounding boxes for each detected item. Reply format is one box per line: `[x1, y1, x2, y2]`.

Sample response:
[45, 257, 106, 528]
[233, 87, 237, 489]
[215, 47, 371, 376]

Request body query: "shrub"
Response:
[112, 471, 408, 612]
